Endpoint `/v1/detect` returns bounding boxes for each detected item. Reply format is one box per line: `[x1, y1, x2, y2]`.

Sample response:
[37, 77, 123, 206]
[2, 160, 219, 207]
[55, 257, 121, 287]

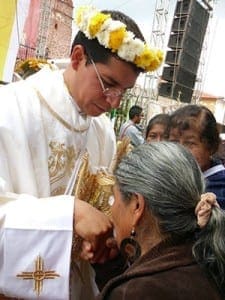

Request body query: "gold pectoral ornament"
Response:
[74, 153, 116, 217]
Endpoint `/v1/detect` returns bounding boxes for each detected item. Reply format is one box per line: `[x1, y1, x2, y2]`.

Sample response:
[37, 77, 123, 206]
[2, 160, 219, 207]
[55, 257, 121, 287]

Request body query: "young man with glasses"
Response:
[0, 6, 162, 299]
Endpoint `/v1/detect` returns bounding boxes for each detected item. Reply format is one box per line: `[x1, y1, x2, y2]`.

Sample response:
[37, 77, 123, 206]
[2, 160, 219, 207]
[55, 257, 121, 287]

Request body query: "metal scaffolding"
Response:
[136, 0, 172, 124]
[37, 0, 52, 58]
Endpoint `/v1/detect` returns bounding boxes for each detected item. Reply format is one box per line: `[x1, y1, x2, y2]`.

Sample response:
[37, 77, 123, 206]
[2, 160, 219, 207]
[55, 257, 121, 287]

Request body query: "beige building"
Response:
[199, 92, 225, 126]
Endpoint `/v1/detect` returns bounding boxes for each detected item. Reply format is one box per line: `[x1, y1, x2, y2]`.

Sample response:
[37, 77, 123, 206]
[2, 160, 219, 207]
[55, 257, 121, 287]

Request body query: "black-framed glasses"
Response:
[90, 58, 124, 99]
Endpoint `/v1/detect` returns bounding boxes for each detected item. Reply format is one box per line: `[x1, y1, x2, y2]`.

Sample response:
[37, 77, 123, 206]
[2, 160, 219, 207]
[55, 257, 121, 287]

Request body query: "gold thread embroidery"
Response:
[48, 141, 76, 186]
[17, 256, 60, 296]
[51, 185, 67, 196]
[35, 89, 90, 133]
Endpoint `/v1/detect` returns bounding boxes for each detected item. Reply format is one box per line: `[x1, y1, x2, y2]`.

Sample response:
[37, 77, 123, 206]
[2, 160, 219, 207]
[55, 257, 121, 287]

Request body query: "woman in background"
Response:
[169, 104, 225, 209]
[145, 113, 170, 143]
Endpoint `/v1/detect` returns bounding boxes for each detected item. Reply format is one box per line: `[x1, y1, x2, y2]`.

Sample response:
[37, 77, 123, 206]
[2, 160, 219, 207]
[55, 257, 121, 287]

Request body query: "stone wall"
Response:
[38, 0, 73, 59]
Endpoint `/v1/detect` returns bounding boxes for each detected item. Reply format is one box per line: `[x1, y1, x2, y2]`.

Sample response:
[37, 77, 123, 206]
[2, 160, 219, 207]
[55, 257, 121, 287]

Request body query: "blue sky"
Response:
[73, 0, 225, 97]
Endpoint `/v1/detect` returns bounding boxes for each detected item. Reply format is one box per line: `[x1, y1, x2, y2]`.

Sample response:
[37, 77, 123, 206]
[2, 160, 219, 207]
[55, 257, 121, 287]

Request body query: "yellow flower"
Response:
[15, 58, 50, 78]
[146, 50, 164, 71]
[134, 45, 154, 69]
[155, 50, 164, 65]
[89, 13, 110, 37]
[108, 27, 126, 51]
[146, 59, 159, 72]
[75, 6, 87, 26]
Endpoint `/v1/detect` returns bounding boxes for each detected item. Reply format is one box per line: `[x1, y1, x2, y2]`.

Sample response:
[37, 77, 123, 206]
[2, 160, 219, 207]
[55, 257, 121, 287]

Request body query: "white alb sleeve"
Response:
[0, 193, 74, 300]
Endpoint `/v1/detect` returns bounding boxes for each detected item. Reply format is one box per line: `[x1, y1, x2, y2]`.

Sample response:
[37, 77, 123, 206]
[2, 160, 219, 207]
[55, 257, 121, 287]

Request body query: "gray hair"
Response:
[115, 142, 225, 295]
[115, 142, 204, 237]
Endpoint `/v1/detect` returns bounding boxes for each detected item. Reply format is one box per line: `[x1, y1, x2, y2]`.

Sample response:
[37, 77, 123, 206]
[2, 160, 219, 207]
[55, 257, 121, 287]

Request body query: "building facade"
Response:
[18, 0, 73, 60]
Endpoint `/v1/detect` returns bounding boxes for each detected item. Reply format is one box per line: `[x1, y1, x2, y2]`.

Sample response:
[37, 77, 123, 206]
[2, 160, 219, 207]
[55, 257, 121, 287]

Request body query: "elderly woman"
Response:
[97, 142, 225, 300]
[169, 104, 225, 209]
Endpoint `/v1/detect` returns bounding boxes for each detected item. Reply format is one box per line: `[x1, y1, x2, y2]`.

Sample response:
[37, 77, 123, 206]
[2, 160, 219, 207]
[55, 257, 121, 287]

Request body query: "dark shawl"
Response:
[97, 240, 222, 300]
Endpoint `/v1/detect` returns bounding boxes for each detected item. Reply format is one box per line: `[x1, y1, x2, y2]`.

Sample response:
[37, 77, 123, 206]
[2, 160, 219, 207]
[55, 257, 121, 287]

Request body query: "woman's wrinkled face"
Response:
[111, 185, 133, 246]
[169, 127, 211, 171]
[146, 124, 168, 143]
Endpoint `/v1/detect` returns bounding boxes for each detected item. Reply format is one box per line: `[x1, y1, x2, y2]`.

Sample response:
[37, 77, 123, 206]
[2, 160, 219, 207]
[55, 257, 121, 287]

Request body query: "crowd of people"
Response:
[119, 104, 225, 208]
[0, 4, 225, 300]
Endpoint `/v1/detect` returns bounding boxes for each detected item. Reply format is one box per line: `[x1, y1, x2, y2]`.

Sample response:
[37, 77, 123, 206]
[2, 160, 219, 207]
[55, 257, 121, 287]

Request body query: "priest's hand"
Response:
[74, 199, 114, 262]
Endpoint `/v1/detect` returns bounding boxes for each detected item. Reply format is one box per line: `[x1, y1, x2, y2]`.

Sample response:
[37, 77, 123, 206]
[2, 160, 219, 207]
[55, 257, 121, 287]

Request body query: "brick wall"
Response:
[37, 0, 73, 59]
[46, 0, 73, 58]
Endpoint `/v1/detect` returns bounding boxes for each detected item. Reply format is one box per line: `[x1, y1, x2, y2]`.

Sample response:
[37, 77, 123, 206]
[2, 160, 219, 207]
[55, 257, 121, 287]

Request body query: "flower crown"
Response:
[75, 6, 164, 72]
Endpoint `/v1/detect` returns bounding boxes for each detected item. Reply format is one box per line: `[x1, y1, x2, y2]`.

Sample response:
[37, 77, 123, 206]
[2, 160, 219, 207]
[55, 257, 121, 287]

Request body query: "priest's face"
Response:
[72, 54, 139, 117]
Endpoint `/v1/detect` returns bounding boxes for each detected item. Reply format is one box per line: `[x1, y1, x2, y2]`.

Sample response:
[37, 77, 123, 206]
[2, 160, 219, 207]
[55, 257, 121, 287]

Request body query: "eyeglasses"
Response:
[90, 58, 124, 99]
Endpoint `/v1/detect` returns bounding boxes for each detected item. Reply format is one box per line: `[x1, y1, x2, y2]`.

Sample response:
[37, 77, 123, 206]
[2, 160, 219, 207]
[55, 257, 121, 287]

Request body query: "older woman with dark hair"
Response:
[169, 104, 225, 209]
[97, 142, 225, 300]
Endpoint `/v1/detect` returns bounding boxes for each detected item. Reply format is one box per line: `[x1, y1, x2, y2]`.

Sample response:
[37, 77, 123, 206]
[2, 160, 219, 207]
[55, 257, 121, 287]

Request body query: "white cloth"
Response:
[203, 164, 225, 178]
[0, 67, 116, 299]
[0, 193, 74, 300]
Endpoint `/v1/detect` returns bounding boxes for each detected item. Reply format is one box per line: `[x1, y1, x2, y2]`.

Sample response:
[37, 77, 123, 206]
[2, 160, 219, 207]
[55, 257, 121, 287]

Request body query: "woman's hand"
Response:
[80, 237, 119, 264]
[74, 199, 116, 262]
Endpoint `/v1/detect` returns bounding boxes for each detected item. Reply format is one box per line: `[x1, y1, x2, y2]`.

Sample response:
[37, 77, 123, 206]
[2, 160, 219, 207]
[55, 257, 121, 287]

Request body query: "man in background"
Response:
[119, 105, 144, 146]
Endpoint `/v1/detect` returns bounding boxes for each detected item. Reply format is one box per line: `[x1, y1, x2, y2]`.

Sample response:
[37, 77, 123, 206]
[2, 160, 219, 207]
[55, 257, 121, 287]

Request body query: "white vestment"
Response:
[0, 67, 116, 299]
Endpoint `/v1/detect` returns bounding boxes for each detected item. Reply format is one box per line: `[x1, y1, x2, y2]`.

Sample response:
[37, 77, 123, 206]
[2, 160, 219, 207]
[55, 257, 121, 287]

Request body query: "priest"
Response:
[0, 5, 163, 299]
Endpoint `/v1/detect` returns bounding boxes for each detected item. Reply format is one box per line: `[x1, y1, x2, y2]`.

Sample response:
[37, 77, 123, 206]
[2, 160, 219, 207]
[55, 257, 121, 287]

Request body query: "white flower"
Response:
[118, 32, 144, 62]
[76, 6, 98, 38]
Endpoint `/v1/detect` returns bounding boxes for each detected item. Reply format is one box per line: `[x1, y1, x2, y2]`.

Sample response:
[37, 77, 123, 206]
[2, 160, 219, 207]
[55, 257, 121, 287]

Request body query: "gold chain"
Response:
[35, 89, 90, 133]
